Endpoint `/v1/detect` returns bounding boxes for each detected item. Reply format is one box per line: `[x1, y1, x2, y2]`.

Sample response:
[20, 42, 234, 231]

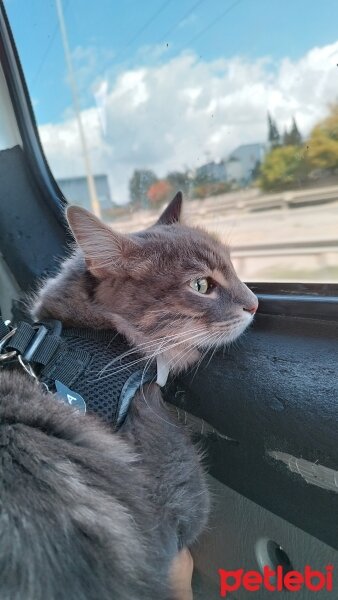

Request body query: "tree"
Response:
[193, 168, 214, 186]
[259, 145, 309, 191]
[166, 171, 190, 195]
[307, 103, 338, 172]
[288, 117, 302, 146]
[282, 127, 291, 146]
[147, 180, 173, 206]
[128, 170, 158, 207]
[251, 160, 261, 181]
[267, 112, 281, 148]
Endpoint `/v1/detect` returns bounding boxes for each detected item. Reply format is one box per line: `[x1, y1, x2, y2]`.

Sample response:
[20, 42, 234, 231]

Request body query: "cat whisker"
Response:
[96, 326, 204, 377]
[95, 330, 207, 381]
[98, 327, 206, 372]
[187, 330, 227, 381]
[111, 325, 205, 359]
[94, 355, 153, 381]
[169, 330, 221, 375]
[96, 316, 249, 382]
[205, 332, 225, 368]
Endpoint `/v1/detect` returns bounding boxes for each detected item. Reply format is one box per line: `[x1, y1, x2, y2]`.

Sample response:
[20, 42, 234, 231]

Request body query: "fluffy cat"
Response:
[0, 193, 258, 599]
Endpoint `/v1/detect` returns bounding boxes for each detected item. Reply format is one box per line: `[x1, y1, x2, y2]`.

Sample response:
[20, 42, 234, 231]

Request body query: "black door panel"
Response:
[166, 313, 338, 550]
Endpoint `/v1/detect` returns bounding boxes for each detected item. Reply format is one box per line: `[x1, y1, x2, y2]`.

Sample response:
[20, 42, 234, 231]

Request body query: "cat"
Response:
[0, 192, 258, 599]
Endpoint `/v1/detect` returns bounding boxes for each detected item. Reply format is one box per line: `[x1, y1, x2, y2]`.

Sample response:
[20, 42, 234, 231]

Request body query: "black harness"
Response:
[0, 317, 156, 429]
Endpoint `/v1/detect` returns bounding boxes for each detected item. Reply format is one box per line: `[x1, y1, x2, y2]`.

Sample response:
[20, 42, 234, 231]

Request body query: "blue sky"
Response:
[5, 0, 338, 125]
[3, 0, 338, 204]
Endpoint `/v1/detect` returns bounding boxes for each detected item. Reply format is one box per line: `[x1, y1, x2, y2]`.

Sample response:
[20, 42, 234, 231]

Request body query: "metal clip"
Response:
[0, 324, 49, 393]
[0, 327, 18, 361]
[17, 354, 38, 381]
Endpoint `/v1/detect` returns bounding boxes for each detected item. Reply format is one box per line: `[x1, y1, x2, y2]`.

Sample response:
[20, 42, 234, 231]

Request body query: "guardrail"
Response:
[194, 185, 338, 216]
[231, 239, 338, 277]
[231, 239, 338, 258]
[244, 189, 338, 213]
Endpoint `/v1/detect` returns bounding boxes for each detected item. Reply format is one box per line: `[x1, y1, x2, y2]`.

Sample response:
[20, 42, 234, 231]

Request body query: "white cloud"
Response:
[39, 41, 338, 204]
[178, 13, 198, 30]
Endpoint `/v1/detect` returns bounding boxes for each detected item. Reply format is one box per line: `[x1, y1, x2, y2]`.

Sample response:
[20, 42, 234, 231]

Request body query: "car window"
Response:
[4, 0, 338, 283]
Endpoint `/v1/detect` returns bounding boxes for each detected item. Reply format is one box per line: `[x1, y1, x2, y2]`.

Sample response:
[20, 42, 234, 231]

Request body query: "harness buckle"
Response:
[0, 321, 49, 390]
[22, 324, 48, 361]
[14, 323, 48, 385]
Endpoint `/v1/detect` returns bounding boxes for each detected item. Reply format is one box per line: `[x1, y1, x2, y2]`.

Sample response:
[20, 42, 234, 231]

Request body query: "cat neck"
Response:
[32, 252, 116, 330]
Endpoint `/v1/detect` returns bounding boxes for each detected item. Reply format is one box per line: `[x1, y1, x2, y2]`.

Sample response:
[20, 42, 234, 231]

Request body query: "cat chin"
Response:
[198, 318, 253, 350]
[222, 320, 254, 345]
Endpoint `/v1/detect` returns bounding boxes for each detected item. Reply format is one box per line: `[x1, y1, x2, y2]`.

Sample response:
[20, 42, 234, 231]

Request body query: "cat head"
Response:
[67, 193, 258, 381]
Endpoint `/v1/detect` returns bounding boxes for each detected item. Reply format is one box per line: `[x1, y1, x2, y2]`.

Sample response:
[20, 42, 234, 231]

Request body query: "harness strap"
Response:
[41, 346, 91, 387]
[7, 322, 60, 364]
[0, 314, 155, 427]
[4, 319, 88, 387]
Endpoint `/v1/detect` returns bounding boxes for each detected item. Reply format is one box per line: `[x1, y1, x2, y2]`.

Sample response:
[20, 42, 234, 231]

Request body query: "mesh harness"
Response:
[0, 317, 156, 429]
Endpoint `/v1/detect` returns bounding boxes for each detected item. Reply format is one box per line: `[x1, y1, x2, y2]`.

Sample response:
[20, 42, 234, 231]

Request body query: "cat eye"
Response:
[189, 277, 211, 294]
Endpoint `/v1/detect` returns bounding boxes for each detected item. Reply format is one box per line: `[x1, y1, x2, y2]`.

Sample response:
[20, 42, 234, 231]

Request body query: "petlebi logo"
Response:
[218, 565, 334, 596]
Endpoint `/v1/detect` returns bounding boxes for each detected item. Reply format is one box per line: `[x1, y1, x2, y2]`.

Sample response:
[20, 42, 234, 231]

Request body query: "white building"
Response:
[194, 143, 267, 186]
[226, 143, 267, 184]
[57, 174, 112, 210]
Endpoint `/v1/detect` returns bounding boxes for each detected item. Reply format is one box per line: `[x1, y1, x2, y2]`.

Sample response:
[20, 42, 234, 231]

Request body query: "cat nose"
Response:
[243, 299, 258, 315]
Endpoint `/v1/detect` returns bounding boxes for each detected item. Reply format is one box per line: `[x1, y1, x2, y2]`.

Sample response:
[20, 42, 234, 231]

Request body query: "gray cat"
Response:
[0, 193, 258, 599]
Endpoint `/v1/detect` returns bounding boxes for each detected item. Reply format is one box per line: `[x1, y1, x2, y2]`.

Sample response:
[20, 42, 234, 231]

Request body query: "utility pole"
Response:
[55, 0, 101, 218]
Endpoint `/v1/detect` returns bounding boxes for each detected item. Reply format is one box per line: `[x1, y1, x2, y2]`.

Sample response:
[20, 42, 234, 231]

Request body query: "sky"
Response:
[4, 0, 338, 203]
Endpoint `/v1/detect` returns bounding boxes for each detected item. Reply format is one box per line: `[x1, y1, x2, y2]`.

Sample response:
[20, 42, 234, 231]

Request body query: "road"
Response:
[111, 192, 338, 283]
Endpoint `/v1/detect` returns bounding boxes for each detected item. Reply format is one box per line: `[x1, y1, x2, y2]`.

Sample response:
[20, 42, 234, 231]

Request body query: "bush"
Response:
[259, 145, 309, 191]
[307, 105, 338, 172]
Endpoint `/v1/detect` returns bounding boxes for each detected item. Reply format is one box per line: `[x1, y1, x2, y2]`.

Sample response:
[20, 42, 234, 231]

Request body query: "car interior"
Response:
[0, 1, 337, 598]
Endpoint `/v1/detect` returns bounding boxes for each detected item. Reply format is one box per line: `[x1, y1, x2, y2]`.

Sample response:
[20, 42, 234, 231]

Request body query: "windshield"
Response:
[4, 0, 338, 283]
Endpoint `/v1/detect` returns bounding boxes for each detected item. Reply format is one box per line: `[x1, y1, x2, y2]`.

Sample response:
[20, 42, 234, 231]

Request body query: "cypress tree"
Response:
[288, 117, 302, 145]
[267, 112, 281, 148]
[283, 127, 290, 146]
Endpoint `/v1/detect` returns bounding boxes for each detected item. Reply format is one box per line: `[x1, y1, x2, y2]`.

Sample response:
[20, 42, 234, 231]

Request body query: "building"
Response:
[194, 143, 267, 187]
[225, 156, 242, 183]
[57, 174, 112, 211]
[226, 143, 267, 184]
[195, 160, 227, 182]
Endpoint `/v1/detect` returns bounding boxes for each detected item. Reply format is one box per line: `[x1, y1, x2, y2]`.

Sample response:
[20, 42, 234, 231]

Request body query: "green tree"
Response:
[166, 171, 190, 195]
[129, 169, 158, 207]
[307, 104, 338, 172]
[282, 127, 291, 146]
[288, 117, 302, 146]
[251, 160, 261, 180]
[267, 112, 281, 148]
[193, 168, 214, 185]
[259, 145, 309, 191]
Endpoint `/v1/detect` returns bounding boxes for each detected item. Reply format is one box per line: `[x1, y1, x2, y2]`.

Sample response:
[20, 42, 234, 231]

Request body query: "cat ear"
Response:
[66, 206, 140, 277]
[155, 191, 183, 225]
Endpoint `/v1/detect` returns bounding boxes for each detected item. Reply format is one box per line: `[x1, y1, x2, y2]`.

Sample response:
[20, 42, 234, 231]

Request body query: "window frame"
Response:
[0, 1, 66, 223]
